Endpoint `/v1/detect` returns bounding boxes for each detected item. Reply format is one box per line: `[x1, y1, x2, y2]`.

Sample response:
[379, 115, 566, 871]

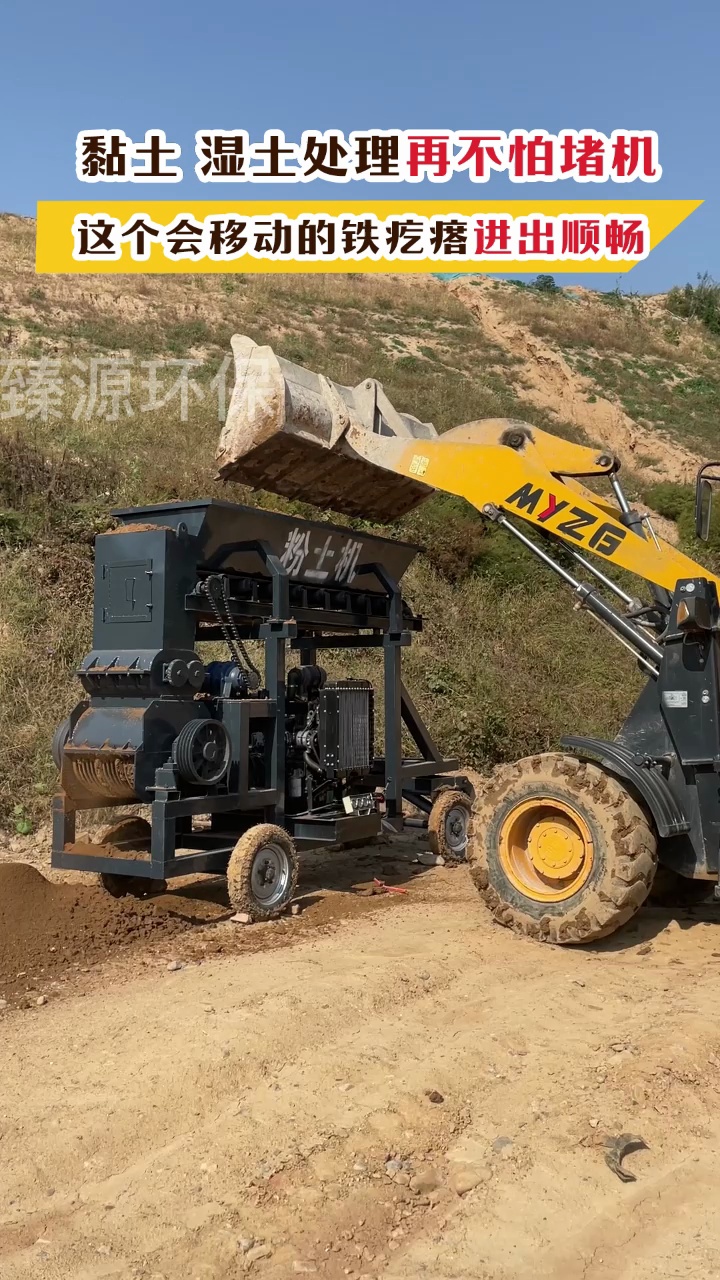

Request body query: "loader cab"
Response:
[695, 463, 720, 541]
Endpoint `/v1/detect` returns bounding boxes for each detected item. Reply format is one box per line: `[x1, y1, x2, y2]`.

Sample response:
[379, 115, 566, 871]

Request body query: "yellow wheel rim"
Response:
[498, 797, 594, 902]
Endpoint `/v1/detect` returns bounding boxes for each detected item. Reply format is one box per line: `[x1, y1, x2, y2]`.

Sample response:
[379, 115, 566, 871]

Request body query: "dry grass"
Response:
[402, 561, 641, 767]
[0, 216, 472, 361]
[0, 216, 705, 830]
[0, 545, 93, 823]
[477, 279, 720, 459]
[489, 281, 709, 362]
[0, 433, 644, 829]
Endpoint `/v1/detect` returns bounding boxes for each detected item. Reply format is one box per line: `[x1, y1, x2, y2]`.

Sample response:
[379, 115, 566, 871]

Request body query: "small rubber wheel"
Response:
[227, 824, 299, 921]
[468, 753, 658, 945]
[96, 817, 166, 898]
[428, 790, 472, 862]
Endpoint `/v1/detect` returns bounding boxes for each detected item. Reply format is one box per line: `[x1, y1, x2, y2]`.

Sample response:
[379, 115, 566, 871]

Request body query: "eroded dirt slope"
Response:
[451, 279, 703, 486]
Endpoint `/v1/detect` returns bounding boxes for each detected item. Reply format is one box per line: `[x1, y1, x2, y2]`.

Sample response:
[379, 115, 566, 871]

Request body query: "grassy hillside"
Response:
[486, 278, 720, 457]
[1, 213, 719, 831]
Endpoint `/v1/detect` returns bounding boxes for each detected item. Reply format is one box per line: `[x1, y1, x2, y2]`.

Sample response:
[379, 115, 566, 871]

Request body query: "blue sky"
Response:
[0, 0, 716, 292]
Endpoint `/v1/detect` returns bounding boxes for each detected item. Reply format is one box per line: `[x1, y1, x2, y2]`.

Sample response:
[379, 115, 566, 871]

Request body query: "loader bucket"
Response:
[216, 335, 437, 522]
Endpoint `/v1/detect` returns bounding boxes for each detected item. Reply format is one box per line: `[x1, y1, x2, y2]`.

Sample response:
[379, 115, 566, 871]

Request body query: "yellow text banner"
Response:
[36, 199, 702, 274]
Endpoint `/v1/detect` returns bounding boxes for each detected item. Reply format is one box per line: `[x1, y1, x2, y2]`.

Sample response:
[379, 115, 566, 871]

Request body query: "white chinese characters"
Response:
[279, 528, 364, 584]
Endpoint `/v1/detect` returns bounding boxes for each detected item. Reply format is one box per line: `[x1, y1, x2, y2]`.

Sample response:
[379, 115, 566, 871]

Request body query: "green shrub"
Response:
[507, 275, 561, 296]
[644, 480, 720, 557]
[533, 274, 561, 296]
[666, 273, 720, 335]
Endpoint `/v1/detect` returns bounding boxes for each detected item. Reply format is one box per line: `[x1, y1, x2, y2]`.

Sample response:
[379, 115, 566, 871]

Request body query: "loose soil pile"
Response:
[0, 844, 410, 1003]
[0, 863, 187, 997]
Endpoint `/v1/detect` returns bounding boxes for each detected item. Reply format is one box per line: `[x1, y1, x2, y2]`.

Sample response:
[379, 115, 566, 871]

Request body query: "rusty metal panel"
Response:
[62, 747, 137, 803]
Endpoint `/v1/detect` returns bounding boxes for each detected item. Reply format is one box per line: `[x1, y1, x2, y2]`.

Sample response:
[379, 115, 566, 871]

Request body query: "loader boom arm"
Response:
[358, 427, 718, 596]
[217, 333, 719, 616]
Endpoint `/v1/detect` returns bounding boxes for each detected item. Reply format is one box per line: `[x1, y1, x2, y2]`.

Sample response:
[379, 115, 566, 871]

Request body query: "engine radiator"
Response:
[318, 680, 374, 773]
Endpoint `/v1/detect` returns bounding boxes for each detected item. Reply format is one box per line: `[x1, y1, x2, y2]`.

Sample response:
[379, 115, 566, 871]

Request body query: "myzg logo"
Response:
[505, 483, 627, 557]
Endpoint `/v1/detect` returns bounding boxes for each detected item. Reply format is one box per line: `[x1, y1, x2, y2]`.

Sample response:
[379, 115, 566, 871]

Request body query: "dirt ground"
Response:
[3, 832, 720, 1280]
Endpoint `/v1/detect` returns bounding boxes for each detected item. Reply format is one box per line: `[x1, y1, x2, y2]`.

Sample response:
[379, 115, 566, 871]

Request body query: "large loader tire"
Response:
[468, 753, 657, 945]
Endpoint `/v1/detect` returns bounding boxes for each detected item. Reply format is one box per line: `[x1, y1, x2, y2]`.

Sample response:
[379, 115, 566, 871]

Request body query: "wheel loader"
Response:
[214, 333, 720, 944]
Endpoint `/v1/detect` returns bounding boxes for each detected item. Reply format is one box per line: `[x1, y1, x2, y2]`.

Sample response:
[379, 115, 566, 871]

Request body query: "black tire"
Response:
[96, 817, 167, 898]
[52, 716, 72, 770]
[227, 824, 298, 921]
[468, 753, 658, 945]
[428, 790, 472, 862]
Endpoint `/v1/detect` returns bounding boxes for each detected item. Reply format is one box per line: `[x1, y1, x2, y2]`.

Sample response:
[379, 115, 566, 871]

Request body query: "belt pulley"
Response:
[172, 718, 231, 786]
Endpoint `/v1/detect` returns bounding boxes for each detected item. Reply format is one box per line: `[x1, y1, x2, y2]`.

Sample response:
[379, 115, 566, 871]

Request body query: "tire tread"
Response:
[468, 752, 657, 945]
